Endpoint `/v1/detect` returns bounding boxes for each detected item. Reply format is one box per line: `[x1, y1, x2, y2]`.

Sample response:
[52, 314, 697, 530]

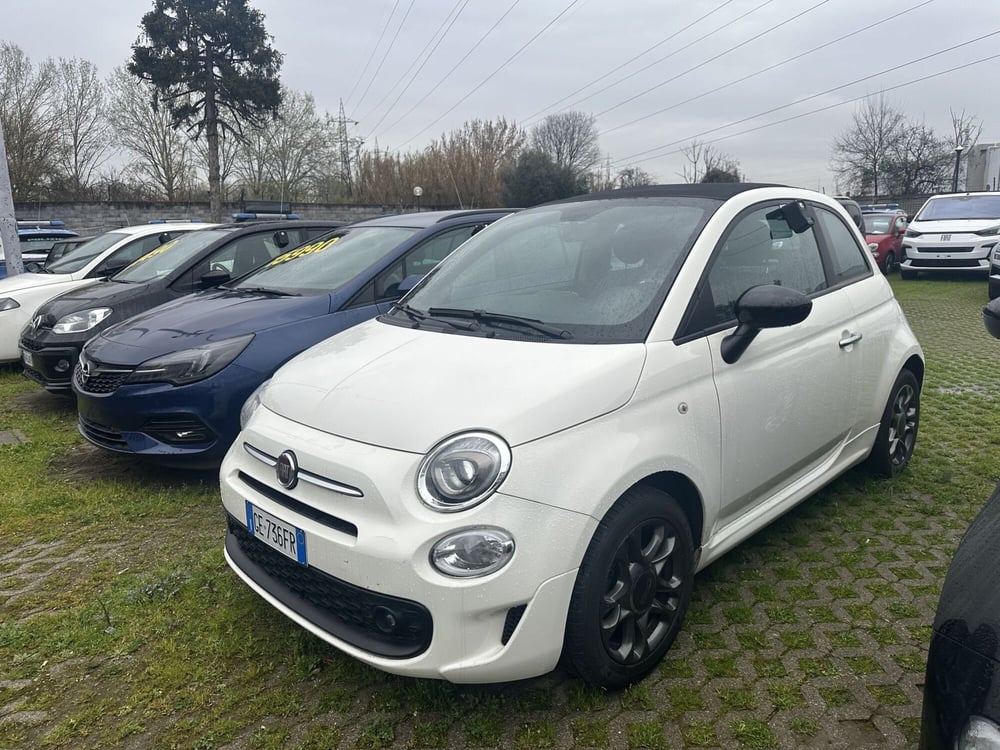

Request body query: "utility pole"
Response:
[0, 125, 21, 276]
[336, 100, 360, 199]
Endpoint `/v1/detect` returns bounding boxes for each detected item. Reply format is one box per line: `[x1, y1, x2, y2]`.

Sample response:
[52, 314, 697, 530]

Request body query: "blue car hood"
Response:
[88, 289, 331, 364]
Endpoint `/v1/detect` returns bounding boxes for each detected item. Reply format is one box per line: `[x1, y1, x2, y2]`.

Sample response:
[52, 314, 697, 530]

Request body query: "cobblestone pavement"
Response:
[1, 279, 997, 749]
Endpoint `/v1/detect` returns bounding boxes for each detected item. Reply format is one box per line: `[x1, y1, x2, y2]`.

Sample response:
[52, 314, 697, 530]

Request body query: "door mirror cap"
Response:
[721, 285, 812, 364]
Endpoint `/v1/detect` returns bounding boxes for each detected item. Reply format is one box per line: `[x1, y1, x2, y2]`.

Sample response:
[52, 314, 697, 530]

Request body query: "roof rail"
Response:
[232, 212, 300, 222]
[434, 208, 517, 222]
[147, 218, 204, 224]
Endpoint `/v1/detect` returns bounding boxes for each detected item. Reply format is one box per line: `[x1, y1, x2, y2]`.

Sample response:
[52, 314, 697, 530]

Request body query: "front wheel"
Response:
[883, 251, 896, 273]
[563, 486, 694, 689]
[866, 369, 920, 477]
[900, 268, 918, 280]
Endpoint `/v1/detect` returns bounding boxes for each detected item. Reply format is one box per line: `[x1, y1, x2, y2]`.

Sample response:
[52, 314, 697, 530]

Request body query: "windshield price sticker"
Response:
[245, 501, 307, 565]
[266, 236, 339, 268]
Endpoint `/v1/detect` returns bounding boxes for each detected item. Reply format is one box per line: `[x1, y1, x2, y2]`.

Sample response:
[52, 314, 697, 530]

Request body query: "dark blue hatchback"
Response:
[73, 209, 512, 463]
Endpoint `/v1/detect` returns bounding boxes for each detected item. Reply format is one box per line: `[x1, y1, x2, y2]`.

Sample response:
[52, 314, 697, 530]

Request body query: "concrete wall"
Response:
[11, 201, 448, 235]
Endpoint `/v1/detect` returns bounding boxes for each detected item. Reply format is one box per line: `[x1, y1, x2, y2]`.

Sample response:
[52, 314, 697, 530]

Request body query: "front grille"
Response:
[913, 246, 975, 253]
[143, 415, 213, 445]
[19, 337, 45, 353]
[79, 415, 129, 450]
[908, 258, 983, 268]
[74, 363, 132, 394]
[238, 471, 358, 538]
[226, 514, 432, 658]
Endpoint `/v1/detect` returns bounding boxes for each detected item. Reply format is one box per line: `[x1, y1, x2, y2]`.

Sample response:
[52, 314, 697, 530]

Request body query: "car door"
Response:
[693, 202, 863, 528]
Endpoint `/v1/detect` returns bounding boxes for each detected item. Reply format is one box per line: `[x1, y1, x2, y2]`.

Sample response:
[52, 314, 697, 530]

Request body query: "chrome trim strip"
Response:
[243, 442, 364, 498]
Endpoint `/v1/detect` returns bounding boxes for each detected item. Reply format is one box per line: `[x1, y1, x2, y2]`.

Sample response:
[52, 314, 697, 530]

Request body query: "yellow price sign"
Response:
[266, 236, 340, 268]
[130, 239, 178, 266]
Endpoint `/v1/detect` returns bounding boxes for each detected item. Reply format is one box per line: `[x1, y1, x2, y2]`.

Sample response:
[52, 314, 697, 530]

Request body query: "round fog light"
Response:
[431, 528, 515, 578]
[54, 359, 70, 373]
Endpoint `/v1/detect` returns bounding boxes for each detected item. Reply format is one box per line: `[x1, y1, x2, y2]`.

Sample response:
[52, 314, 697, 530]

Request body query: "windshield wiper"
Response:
[235, 286, 301, 297]
[393, 303, 477, 331]
[427, 307, 572, 339]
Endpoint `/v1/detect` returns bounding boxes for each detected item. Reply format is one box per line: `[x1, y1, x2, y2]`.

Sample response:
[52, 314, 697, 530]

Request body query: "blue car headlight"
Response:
[125, 334, 254, 386]
[240, 379, 270, 429]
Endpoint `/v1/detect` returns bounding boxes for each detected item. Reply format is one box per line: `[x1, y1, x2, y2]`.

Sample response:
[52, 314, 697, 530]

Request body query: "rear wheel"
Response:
[989, 279, 1000, 301]
[563, 486, 693, 689]
[883, 251, 896, 273]
[866, 369, 920, 477]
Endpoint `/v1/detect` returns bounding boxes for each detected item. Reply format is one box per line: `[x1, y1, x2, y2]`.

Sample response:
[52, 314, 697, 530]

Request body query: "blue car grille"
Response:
[74, 363, 132, 394]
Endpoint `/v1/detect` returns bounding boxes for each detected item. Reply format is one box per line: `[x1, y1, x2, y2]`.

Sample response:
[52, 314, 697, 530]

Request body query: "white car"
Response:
[0, 222, 210, 363]
[221, 184, 923, 688]
[899, 191, 1000, 281]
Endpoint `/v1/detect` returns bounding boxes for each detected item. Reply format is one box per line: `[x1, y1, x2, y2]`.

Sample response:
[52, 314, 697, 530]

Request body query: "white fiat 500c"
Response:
[222, 184, 924, 689]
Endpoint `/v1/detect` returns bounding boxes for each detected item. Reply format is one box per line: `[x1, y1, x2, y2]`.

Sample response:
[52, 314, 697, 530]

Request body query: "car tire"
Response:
[900, 269, 917, 280]
[883, 251, 896, 273]
[563, 485, 693, 689]
[866, 369, 920, 478]
[990, 280, 1000, 301]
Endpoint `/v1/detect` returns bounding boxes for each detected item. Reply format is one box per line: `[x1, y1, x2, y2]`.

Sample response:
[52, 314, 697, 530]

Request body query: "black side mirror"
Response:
[984, 298, 1000, 340]
[767, 202, 813, 234]
[721, 284, 813, 364]
[24, 261, 43, 273]
[397, 273, 424, 296]
[199, 269, 231, 288]
[158, 232, 172, 245]
[274, 230, 289, 248]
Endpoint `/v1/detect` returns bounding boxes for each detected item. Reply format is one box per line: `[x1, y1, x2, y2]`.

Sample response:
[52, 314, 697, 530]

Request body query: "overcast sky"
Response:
[8, 0, 1000, 193]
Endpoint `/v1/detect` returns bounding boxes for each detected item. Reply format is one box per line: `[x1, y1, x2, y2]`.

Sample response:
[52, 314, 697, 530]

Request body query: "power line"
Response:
[612, 45, 1000, 169]
[372, 0, 524, 142]
[358, 0, 471, 129]
[594, 0, 832, 120]
[343, 0, 401, 110]
[602, 0, 937, 136]
[520, 0, 741, 125]
[392, 0, 585, 151]
[354, 0, 417, 112]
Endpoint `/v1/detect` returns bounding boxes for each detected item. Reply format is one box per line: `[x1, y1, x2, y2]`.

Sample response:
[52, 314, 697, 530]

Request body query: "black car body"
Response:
[919, 298, 1000, 749]
[20, 220, 342, 392]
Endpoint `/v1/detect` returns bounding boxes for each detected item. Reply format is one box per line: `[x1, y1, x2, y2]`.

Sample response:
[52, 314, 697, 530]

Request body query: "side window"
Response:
[93, 233, 169, 276]
[176, 231, 280, 292]
[814, 208, 871, 284]
[704, 206, 827, 326]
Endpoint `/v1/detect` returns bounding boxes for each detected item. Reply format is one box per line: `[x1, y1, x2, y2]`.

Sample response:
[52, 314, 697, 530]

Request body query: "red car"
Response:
[862, 209, 908, 273]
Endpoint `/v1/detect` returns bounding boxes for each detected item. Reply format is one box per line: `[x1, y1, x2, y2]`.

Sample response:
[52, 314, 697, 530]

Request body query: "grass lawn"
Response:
[1, 275, 997, 749]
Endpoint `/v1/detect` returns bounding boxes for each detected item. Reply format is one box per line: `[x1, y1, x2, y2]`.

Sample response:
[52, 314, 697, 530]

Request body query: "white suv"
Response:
[222, 185, 923, 688]
[899, 192, 1000, 282]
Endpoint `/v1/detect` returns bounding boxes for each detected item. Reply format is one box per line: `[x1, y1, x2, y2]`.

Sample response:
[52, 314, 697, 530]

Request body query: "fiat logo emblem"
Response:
[276, 450, 299, 489]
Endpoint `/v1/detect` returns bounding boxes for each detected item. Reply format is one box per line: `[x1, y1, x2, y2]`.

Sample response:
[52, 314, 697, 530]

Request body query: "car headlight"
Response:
[125, 333, 254, 386]
[240, 379, 270, 429]
[905, 228, 922, 238]
[867, 242, 879, 254]
[976, 225, 1000, 237]
[0, 298, 19, 312]
[52, 307, 113, 334]
[431, 528, 515, 577]
[958, 715, 1000, 749]
[416, 431, 511, 512]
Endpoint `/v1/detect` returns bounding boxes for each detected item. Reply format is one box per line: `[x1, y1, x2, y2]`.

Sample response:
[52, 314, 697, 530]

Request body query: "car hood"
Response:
[88, 289, 331, 364]
[910, 219, 1000, 233]
[0, 272, 78, 295]
[262, 319, 647, 452]
[39, 279, 143, 317]
[864, 232, 892, 242]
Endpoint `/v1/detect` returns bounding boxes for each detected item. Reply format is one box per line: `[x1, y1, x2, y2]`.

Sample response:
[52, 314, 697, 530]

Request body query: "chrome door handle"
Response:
[839, 332, 863, 348]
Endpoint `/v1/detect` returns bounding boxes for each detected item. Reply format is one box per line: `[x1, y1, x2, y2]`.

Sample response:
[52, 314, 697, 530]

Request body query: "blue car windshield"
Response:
[46, 232, 132, 274]
[231, 226, 418, 293]
[113, 229, 235, 283]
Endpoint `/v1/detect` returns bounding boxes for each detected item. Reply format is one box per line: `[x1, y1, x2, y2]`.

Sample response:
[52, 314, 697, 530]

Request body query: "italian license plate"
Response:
[20, 349, 33, 368]
[245, 502, 307, 565]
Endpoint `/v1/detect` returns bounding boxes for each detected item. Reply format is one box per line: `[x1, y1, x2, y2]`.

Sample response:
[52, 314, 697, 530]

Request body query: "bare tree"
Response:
[882, 121, 950, 195]
[52, 58, 111, 198]
[106, 67, 196, 201]
[192, 129, 240, 202]
[831, 93, 905, 198]
[617, 166, 654, 189]
[427, 118, 525, 207]
[0, 44, 59, 200]
[679, 140, 740, 183]
[530, 112, 600, 181]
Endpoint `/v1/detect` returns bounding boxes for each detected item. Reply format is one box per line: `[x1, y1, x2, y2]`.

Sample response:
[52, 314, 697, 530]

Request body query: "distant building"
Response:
[965, 143, 1000, 192]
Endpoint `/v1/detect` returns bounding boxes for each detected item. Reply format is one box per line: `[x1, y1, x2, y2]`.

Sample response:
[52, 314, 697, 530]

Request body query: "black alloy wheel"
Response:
[563, 486, 693, 689]
[867, 369, 920, 477]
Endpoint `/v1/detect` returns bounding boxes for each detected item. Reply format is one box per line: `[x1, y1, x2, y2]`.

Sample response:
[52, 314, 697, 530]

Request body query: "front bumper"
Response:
[220, 407, 597, 683]
[900, 234, 996, 274]
[74, 362, 263, 459]
[18, 334, 84, 391]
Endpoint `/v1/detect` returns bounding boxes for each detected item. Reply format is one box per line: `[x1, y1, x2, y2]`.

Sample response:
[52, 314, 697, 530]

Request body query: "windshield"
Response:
[231, 226, 418, 293]
[864, 214, 895, 234]
[917, 195, 1000, 221]
[396, 197, 717, 343]
[20, 237, 64, 252]
[46, 232, 131, 274]
[112, 229, 234, 283]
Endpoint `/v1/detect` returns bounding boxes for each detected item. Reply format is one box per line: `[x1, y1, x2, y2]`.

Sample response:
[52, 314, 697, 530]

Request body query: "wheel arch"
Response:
[626, 470, 705, 551]
[904, 353, 924, 388]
